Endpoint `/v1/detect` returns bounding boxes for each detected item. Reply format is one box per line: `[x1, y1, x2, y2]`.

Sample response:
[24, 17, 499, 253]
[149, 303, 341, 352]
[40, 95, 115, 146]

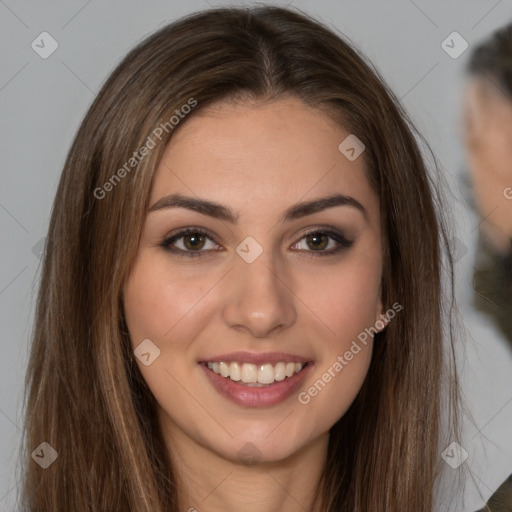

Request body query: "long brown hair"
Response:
[20, 5, 459, 511]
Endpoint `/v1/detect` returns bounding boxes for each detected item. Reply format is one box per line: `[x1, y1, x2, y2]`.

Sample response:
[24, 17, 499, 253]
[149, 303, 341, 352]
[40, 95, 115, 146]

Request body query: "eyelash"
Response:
[161, 226, 353, 258]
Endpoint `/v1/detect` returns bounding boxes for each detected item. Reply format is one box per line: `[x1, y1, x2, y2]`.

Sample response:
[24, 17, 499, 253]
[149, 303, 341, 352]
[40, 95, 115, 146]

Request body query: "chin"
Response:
[206, 420, 323, 467]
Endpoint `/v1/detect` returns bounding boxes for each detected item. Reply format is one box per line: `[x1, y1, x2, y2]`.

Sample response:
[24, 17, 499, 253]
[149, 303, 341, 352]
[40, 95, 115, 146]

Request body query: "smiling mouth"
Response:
[204, 361, 310, 386]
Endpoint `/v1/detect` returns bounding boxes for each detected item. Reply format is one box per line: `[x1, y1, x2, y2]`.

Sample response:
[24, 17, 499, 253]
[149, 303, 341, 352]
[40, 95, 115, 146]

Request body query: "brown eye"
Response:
[183, 233, 206, 250]
[292, 228, 354, 256]
[305, 232, 329, 251]
[162, 228, 221, 257]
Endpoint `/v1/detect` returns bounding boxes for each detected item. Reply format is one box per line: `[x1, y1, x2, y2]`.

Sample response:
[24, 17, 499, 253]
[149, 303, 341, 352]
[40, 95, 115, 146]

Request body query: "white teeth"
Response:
[206, 361, 306, 385]
[241, 363, 257, 383]
[258, 364, 274, 384]
[219, 362, 230, 378]
[274, 362, 286, 381]
[229, 362, 241, 381]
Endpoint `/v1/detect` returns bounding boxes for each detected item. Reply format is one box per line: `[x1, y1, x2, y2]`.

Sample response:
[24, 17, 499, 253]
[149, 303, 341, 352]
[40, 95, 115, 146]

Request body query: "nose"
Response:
[222, 249, 297, 338]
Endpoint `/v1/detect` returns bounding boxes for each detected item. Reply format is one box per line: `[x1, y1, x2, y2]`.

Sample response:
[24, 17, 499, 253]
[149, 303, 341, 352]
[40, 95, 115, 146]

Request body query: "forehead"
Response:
[150, 97, 378, 221]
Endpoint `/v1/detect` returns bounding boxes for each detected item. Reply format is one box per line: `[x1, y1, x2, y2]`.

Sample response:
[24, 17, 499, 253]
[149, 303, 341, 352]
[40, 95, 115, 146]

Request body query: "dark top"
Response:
[472, 235, 512, 345]
[475, 474, 512, 511]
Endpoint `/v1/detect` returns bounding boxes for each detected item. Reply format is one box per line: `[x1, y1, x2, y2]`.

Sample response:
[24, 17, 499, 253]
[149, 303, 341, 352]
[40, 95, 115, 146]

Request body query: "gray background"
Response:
[1, 1, 511, 510]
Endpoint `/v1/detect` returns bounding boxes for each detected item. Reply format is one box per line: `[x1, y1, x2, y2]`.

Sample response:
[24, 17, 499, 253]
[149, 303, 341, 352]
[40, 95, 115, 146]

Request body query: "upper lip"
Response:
[198, 351, 313, 366]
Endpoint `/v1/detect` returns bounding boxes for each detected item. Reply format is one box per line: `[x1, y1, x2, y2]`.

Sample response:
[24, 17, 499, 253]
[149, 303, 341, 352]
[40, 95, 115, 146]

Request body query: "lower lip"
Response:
[200, 363, 314, 407]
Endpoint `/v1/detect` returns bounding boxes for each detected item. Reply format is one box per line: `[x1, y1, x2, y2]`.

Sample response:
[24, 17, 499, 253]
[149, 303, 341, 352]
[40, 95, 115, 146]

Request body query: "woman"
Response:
[20, 5, 460, 511]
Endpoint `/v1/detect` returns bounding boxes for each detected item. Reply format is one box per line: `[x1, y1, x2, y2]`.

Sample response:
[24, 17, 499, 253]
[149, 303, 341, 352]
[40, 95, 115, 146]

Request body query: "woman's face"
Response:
[123, 97, 384, 465]
[464, 78, 512, 253]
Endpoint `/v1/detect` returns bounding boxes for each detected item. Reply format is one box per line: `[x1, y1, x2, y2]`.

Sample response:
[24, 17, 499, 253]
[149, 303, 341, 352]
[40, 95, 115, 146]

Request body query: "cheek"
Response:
[470, 129, 511, 182]
[122, 258, 218, 420]
[123, 257, 215, 345]
[470, 145, 509, 215]
[270, 240, 381, 426]
[295, 315, 374, 440]
[292, 255, 380, 424]
[300, 254, 382, 341]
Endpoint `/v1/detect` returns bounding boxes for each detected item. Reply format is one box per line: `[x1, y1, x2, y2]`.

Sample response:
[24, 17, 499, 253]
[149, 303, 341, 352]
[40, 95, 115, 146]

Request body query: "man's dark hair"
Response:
[468, 23, 512, 99]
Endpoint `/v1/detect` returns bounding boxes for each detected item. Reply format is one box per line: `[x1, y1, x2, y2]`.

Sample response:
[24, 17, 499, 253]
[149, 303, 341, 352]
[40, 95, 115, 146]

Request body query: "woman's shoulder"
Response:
[475, 474, 512, 511]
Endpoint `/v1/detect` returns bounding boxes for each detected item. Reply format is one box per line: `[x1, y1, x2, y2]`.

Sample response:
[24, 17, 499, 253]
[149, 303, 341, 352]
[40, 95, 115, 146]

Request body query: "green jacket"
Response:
[476, 474, 512, 511]
[472, 235, 512, 345]
[472, 239, 512, 511]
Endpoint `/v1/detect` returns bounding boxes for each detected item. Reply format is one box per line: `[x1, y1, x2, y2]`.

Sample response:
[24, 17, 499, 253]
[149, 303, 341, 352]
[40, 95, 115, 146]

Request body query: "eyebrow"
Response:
[149, 193, 368, 222]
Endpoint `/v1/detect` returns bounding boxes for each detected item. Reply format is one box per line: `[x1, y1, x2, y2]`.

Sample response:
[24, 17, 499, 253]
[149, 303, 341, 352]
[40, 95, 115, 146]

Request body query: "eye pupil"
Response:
[306, 233, 328, 250]
[184, 233, 205, 250]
